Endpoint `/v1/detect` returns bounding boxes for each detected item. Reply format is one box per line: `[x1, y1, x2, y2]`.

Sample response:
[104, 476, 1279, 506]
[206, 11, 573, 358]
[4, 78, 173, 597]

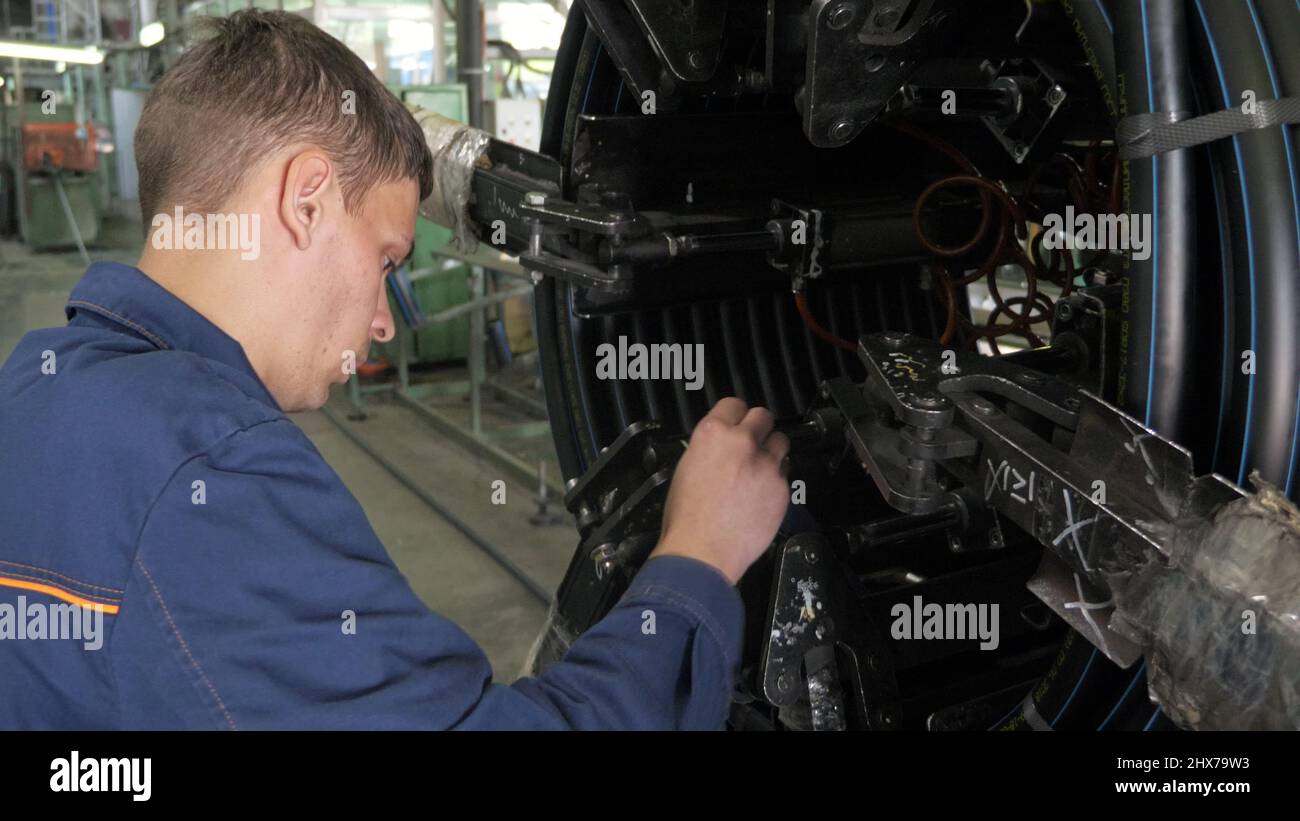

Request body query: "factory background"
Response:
[0, 0, 574, 680]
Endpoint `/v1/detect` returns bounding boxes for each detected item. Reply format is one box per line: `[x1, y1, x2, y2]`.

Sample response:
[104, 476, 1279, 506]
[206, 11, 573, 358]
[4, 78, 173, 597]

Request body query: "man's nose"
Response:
[371, 279, 395, 344]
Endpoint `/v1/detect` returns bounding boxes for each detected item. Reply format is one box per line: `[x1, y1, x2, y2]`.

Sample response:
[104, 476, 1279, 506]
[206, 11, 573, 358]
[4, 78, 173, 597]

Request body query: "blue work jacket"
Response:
[0, 261, 742, 729]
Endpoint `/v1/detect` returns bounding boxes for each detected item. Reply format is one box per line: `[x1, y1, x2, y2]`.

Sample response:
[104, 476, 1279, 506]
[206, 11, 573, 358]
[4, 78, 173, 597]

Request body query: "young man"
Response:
[0, 11, 790, 728]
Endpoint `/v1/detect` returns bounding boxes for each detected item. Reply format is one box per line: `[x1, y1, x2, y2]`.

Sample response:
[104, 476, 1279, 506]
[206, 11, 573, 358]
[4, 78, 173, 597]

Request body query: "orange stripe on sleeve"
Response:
[0, 575, 121, 614]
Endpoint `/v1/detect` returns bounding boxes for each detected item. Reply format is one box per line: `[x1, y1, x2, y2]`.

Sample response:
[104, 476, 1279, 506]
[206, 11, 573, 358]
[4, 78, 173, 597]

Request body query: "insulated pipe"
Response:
[1193, 0, 1300, 491]
[1114, 0, 1199, 448]
[1250, 0, 1300, 499]
[406, 106, 491, 251]
[1060, 0, 1118, 121]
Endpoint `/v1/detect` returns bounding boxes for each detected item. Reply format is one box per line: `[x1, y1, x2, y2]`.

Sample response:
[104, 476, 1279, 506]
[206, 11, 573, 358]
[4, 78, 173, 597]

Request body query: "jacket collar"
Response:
[66, 261, 281, 411]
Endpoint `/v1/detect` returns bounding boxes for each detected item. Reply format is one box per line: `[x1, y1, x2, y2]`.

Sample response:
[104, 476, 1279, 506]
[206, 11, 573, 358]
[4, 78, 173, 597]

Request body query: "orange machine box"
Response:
[23, 122, 97, 173]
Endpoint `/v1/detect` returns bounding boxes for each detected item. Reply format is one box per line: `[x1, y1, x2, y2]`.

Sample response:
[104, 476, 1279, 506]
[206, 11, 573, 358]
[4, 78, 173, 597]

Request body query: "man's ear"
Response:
[280, 151, 334, 251]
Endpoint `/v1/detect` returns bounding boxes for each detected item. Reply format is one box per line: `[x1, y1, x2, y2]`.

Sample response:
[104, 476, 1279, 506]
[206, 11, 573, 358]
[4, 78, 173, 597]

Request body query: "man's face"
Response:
[281, 177, 418, 411]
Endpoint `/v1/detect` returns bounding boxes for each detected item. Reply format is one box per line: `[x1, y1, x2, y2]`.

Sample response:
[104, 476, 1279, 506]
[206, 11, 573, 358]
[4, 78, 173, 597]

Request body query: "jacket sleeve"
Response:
[110, 418, 743, 730]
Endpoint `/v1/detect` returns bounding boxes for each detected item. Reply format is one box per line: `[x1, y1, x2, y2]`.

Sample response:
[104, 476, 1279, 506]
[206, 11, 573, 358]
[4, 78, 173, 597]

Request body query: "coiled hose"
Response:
[535, 0, 1300, 731]
[996, 0, 1300, 732]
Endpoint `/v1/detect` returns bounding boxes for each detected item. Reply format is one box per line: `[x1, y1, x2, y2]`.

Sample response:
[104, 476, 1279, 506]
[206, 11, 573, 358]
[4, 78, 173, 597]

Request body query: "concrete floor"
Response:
[0, 213, 575, 682]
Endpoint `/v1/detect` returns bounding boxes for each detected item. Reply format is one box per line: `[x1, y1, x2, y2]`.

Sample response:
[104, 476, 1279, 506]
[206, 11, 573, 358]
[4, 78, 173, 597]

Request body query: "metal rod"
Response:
[469, 265, 484, 435]
[397, 316, 411, 390]
[456, 0, 484, 128]
[320, 404, 552, 605]
[52, 170, 91, 266]
[346, 372, 366, 418]
[393, 388, 564, 498]
[429, 284, 533, 323]
[484, 379, 549, 417]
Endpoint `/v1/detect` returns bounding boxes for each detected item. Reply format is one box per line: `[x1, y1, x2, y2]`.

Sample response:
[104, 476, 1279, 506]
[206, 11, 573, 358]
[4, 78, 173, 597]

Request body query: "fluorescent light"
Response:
[0, 41, 104, 65]
[139, 22, 165, 48]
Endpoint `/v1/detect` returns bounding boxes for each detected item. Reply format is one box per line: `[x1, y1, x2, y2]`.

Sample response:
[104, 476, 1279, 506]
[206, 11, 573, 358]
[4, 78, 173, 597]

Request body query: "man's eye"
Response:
[382, 257, 395, 274]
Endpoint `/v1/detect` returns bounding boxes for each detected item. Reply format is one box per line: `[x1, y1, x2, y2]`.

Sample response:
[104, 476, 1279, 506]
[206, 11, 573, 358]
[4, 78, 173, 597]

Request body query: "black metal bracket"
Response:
[550, 422, 686, 632]
[625, 0, 729, 84]
[761, 532, 903, 730]
[802, 0, 955, 146]
[467, 137, 564, 254]
[820, 331, 1246, 664]
[979, 57, 1070, 164]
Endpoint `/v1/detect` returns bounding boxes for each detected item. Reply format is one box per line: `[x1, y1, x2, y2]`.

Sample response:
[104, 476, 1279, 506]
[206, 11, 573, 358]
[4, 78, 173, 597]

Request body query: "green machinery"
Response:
[0, 57, 111, 254]
[380, 83, 473, 365]
[347, 83, 559, 499]
[3, 100, 109, 252]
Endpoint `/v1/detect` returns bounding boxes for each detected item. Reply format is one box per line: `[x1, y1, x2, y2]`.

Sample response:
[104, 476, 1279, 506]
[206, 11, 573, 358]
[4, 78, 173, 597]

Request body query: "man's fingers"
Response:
[706, 396, 749, 426]
[738, 406, 775, 444]
[764, 430, 791, 464]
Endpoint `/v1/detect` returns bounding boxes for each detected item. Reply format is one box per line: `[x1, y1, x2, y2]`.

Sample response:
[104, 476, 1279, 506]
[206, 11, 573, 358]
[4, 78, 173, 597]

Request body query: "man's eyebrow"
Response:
[396, 236, 414, 264]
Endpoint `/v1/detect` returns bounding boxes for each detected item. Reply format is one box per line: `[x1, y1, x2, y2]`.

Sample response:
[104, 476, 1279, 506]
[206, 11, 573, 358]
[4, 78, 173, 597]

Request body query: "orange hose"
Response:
[794, 291, 857, 352]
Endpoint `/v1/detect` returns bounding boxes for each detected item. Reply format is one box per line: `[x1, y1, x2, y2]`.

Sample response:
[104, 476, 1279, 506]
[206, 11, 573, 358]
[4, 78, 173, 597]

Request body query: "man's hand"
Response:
[650, 397, 791, 585]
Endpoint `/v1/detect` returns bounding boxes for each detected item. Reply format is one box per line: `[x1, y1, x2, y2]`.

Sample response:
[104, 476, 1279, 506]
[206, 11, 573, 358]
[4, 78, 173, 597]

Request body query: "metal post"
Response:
[397, 311, 412, 392]
[160, 0, 180, 70]
[431, 0, 447, 84]
[14, 58, 28, 244]
[455, 0, 483, 127]
[52, 170, 91, 265]
[347, 372, 366, 420]
[468, 264, 484, 435]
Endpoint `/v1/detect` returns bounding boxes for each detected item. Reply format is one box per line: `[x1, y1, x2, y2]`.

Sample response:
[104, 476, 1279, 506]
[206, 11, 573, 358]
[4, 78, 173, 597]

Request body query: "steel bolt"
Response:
[970, 398, 997, 416]
[827, 3, 855, 30]
[829, 119, 856, 142]
[880, 331, 908, 349]
[524, 191, 547, 206]
[1046, 84, 1066, 106]
[591, 543, 617, 580]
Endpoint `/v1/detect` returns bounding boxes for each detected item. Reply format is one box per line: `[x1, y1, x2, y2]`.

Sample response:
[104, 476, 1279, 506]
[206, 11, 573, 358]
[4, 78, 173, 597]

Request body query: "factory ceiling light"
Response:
[139, 22, 165, 48]
[0, 41, 104, 65]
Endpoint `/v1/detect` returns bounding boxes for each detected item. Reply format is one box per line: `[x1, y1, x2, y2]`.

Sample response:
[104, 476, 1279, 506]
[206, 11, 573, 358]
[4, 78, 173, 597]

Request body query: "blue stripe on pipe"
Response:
[1140, 0, 1160, 427]
[1245, 0, 1300, 495]
[1053, 648, 1098, 726]
[1093, 0, 1115, 33]
[1098, 663, 1145, 730]
[1193, 0, 1259, 486]
[1143, 707, 1162, 731]
[1210, 142, 1234, 469]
